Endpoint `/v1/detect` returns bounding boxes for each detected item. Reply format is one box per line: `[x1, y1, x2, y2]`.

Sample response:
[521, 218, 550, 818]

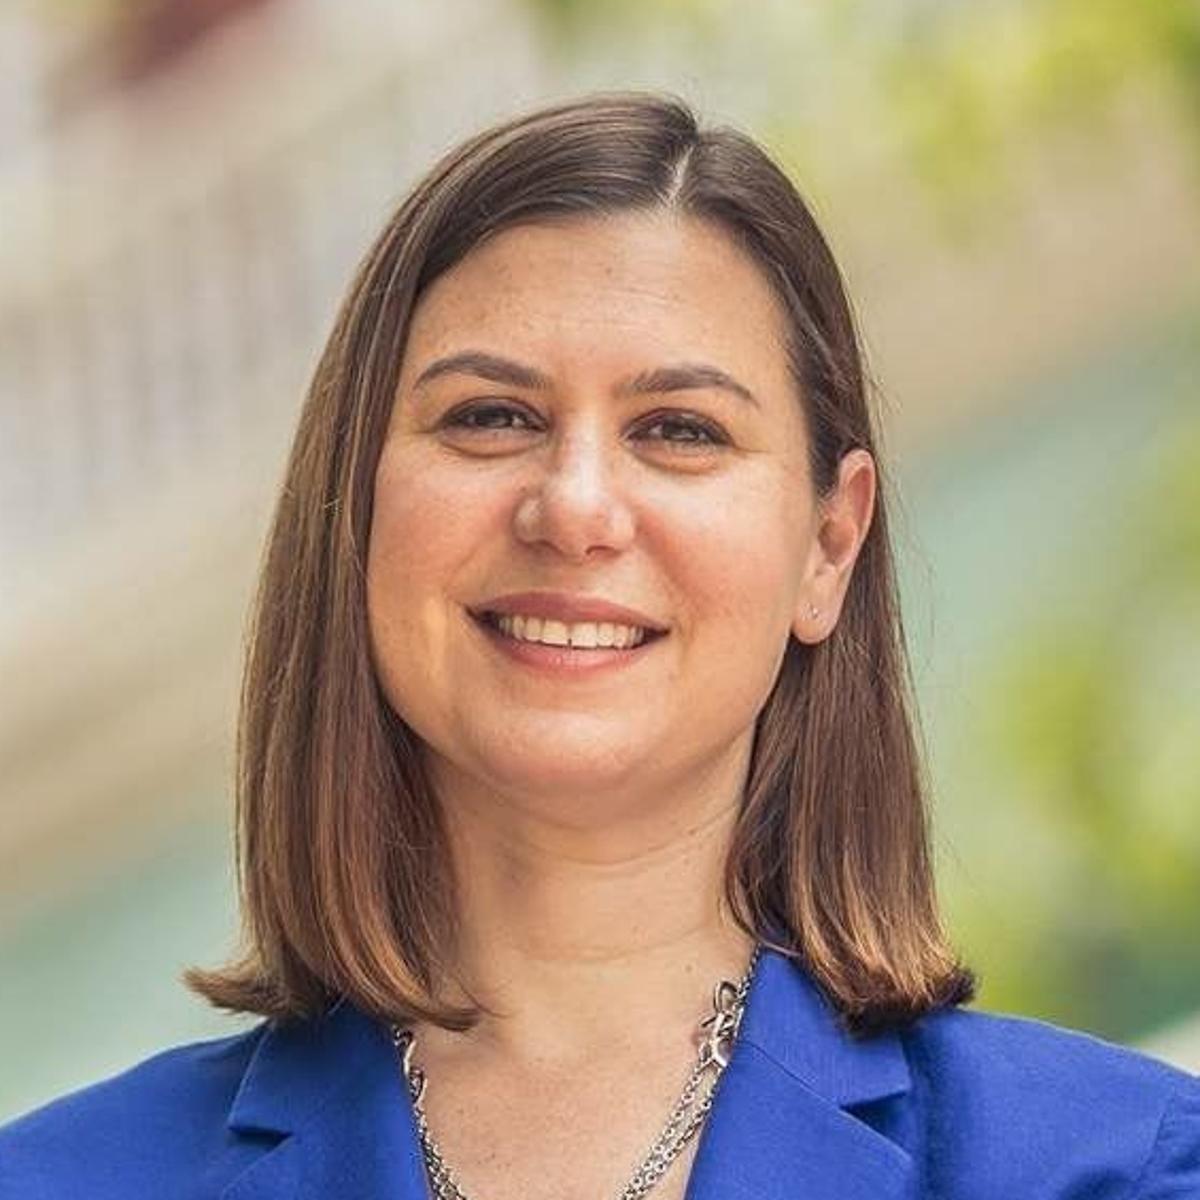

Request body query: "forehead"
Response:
[400, 211, 794, 386]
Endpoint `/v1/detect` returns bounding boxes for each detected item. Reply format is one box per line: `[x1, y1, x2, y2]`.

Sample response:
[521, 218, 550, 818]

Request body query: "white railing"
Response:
[0, 72, 411, 567]
[0, 0, 541, 577]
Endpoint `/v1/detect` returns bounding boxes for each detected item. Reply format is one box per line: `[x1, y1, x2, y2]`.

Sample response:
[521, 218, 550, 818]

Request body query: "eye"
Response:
[440, 401, 541, 434]
[437, 401, 730, 454]
[634, 411, 730, 451]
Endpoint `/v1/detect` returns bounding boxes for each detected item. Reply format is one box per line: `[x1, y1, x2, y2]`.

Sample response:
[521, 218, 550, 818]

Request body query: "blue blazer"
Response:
[2, 946, 1198, 1198]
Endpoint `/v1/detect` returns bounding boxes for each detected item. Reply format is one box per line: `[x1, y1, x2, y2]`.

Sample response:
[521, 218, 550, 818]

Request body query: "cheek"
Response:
[372, 455, 465, 562]
[655, 475, 804, 628]
[368, 449, 505, 603]
[649, 478, 804, 717]
[366, 452, 495, 694]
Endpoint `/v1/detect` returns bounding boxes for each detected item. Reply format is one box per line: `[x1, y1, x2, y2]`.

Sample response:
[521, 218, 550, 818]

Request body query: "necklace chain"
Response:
[389, 945, 761, 1200]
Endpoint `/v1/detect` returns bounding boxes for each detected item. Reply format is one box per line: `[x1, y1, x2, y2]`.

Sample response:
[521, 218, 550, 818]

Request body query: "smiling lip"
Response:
[469, 610, 664, 676]
[470, 590, 668, 632]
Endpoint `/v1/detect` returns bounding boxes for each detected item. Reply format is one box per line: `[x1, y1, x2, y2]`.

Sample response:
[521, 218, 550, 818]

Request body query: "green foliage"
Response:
[515, 0, 1200, 1037]
[519, 0, 1200, 228]
[948, 407, 1200, 1038]
[523, 0, 708, 46]
[875, 0, 1200, 225]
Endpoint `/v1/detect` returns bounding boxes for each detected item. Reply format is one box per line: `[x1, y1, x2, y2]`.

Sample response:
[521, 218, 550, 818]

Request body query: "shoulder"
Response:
[0, 1022, 269, 1200]
[900, 1005, 1200, 1198]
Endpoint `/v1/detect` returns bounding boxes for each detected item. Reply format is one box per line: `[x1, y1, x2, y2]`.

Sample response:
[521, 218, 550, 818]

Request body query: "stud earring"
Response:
[808, 605, 819, 619]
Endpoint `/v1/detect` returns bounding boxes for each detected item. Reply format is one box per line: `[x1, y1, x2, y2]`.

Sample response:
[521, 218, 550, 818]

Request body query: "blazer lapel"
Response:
[216, 948, 914, 1200]
[219, 998, 429, 1200]
[684, 948, 916, 1200]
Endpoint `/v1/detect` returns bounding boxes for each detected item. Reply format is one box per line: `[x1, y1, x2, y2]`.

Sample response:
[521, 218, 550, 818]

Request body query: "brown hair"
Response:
[185, 90, 975, 1037]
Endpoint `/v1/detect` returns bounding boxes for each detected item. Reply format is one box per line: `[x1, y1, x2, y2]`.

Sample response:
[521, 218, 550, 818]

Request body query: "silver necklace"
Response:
[389, 945, 761, 1200]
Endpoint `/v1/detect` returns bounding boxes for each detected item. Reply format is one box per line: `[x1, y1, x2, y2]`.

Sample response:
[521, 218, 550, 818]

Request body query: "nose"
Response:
[512, 424, 636, 562]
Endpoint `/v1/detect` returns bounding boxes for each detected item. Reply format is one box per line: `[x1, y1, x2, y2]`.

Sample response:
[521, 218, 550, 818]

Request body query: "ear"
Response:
[792, 448, 877, 644]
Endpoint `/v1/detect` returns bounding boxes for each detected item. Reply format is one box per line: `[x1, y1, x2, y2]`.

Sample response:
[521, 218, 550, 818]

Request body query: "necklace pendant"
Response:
[392, 944, 762, 1200]
[698, 978, 745, 1068]
[392, 1027, 427, 1104]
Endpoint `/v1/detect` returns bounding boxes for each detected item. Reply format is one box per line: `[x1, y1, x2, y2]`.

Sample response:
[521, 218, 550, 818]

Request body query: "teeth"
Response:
[494, 614, 648, 649]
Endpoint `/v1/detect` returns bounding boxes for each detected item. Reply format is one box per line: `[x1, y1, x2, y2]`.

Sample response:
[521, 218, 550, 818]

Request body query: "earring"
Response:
[808, 604, 819, 619]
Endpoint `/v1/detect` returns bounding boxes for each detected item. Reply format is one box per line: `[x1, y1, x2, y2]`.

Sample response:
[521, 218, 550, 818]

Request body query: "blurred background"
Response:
[1, 0, 1197, 1120]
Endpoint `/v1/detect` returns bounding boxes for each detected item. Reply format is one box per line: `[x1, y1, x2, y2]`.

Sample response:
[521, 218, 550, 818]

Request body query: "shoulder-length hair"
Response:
[185, 90, 975, 1037]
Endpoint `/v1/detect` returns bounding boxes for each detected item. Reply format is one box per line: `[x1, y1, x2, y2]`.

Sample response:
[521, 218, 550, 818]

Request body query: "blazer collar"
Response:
[221, 996, 426, 1199]
[683, 946, 915, 1199]
[737, 943, 911, 1106]
[221, 947, 914, 1199]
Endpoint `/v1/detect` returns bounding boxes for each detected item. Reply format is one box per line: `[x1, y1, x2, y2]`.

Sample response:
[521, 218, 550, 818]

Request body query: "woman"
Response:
[1, 91, 1196, 1200]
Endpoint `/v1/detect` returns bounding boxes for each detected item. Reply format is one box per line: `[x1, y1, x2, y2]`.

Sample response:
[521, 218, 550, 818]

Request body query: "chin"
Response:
[487, 746, 648, 793]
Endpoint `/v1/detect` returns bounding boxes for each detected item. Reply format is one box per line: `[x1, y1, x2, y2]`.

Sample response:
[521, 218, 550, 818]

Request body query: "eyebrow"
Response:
[412, 350, 759, 408]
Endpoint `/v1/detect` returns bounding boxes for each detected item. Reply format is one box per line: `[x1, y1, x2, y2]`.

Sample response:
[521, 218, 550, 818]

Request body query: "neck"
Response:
[424, 752, 757, 1065]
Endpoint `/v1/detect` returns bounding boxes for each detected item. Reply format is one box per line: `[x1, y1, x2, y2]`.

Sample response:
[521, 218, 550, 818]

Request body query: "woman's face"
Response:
[368, 210, 859, 824]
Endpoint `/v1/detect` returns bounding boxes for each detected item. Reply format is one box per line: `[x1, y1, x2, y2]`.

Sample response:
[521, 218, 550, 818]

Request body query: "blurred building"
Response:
[0, 0, 547, 1114]
[2, 0, 1198, 1120]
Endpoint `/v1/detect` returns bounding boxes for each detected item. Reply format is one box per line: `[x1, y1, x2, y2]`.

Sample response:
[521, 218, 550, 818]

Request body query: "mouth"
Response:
[468, 608, 669, 651]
